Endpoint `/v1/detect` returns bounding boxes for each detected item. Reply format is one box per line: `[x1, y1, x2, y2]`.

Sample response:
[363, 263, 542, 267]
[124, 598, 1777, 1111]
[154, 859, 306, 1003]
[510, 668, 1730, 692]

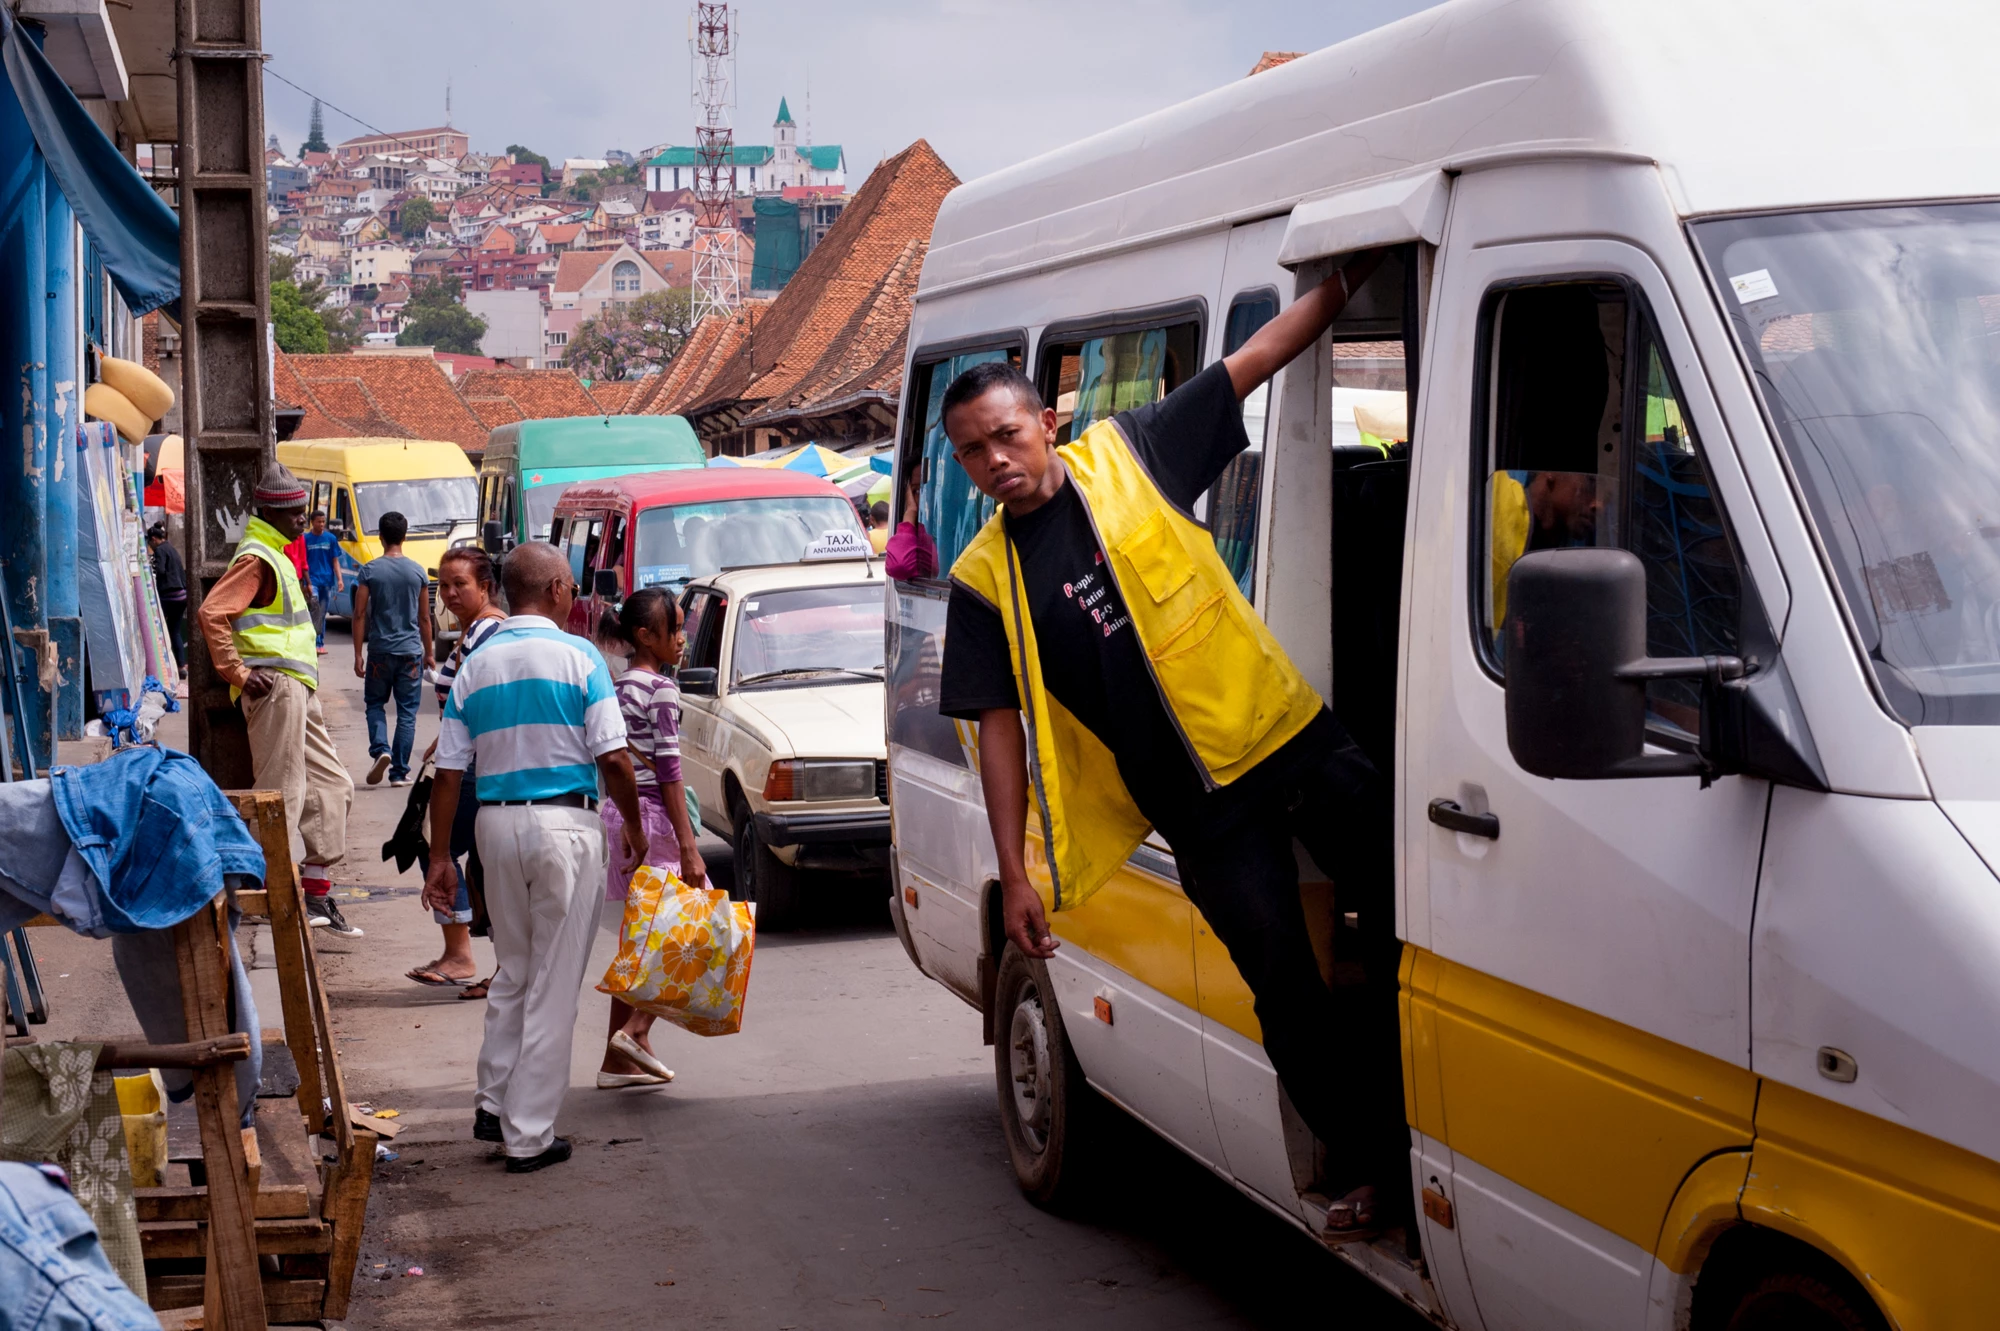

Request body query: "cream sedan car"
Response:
[675, 560, 889, 929]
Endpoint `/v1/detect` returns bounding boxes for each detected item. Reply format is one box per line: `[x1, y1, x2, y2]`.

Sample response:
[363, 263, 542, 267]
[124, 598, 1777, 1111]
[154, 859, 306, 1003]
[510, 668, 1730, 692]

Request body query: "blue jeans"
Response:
[363, 653, 422, 782]
[310, 579, 335, 647]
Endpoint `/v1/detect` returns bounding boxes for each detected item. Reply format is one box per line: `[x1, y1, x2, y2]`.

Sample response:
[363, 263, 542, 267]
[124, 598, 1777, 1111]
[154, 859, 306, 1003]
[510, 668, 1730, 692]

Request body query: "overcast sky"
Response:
[263, 0, 1435, 186]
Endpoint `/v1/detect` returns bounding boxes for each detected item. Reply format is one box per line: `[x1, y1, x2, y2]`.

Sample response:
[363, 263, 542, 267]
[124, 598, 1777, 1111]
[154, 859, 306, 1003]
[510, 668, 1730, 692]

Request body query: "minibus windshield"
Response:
[631, 496, 867, 590]
[354, 477, 477, 536]
[1697, 203, 2000, 724]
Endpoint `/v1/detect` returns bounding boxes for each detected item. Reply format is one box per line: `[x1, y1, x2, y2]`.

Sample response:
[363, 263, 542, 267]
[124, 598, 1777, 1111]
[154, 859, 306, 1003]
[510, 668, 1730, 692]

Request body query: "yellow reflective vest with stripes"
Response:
[950, 419, 1323, 911]
[229, 516, 319, 701]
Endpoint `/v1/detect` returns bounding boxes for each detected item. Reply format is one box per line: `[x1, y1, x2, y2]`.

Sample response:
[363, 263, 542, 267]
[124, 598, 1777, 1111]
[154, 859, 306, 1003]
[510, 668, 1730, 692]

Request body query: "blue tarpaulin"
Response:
[1, 7, 179, 315]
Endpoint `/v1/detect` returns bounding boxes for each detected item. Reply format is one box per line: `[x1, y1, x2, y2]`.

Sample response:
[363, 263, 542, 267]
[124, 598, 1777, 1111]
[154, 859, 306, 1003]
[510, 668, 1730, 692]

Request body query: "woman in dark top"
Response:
[146, 522, 187, 667]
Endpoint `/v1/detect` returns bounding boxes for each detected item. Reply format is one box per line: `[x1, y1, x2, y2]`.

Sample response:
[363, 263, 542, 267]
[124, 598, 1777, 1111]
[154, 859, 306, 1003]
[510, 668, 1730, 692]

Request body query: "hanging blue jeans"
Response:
[364, 653, 423, 783]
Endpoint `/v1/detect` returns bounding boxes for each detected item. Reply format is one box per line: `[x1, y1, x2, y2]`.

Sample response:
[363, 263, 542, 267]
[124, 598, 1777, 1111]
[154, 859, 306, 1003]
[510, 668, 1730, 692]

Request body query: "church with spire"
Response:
[643, 98, 846, 194]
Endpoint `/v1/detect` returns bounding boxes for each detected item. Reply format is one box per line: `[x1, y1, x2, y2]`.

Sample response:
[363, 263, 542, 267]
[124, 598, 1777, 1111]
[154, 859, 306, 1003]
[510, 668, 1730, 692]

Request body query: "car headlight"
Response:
[763, 760, 875, 801]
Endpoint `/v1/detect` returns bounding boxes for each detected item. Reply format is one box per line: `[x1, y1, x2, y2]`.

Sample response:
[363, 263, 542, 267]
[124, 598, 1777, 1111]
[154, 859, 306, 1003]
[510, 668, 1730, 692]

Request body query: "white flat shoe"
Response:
[595, 1071, 669, 1089]
[609, 1030, 675, 1081]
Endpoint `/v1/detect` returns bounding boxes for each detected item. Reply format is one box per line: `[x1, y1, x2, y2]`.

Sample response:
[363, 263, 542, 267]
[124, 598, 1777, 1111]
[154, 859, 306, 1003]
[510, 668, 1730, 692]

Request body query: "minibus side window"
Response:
[1037, 320, 1201, 447]
[333, 487, 356, 538]
[311, 481, 332, 520]
[1478, 281, 1742, 741]
[903, 344, 1023, 576]
[501, 480, 517, 538]
[1204, 292, 1278, 598]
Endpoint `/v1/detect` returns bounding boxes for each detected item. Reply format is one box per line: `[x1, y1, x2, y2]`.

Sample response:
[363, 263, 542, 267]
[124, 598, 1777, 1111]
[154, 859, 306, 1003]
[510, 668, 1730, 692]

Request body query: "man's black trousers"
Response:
[1169, 723, 1405, 1193]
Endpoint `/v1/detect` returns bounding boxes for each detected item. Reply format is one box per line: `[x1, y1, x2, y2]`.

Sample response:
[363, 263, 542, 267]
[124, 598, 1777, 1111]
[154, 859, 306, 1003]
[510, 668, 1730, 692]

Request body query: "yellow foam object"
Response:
[115, 1070, 168, 1189]
[99, 355, 174, 419]
[84, 382, 149, 444]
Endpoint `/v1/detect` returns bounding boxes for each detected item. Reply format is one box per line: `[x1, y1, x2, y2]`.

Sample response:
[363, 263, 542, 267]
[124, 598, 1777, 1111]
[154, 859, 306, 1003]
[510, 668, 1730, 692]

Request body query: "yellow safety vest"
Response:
[229, 516, 319, 701]
[950, 419, 1323, 910]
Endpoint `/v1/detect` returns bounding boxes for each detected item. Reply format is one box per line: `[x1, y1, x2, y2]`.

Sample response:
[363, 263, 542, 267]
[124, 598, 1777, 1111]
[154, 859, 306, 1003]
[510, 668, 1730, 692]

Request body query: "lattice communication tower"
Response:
[690, 2, 740, 327]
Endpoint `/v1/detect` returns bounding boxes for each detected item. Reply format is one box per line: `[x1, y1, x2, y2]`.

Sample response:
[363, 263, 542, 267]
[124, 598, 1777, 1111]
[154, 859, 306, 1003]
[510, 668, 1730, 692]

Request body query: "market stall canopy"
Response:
[2, 6, 180, 315]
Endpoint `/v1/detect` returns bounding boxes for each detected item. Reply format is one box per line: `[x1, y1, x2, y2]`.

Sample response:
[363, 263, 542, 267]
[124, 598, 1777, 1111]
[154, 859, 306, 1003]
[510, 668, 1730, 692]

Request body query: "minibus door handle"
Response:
[1428, 798, 1499, 840]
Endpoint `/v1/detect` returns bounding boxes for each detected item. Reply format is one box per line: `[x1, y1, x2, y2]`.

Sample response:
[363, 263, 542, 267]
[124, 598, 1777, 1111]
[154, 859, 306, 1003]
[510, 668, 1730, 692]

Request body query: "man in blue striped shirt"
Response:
[423, 542, 648, 1173]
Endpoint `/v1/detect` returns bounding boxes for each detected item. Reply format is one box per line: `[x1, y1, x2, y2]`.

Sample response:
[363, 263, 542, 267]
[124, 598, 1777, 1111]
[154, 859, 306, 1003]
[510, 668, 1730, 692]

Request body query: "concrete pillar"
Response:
[45, 174, 82, 740]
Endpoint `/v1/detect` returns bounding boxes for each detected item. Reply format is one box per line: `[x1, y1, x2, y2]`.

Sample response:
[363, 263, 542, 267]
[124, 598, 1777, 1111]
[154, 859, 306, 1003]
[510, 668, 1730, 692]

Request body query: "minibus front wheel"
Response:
[993, 943, 1100, 1208]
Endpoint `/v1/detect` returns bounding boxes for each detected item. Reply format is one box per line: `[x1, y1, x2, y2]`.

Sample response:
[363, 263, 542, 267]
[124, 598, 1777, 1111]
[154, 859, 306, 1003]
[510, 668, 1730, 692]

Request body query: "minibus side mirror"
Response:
[1503, 549, 1743, 781]
[481, 520, 506, 555]
[592, 568, 621, 601]
[678, 666, 718, 696]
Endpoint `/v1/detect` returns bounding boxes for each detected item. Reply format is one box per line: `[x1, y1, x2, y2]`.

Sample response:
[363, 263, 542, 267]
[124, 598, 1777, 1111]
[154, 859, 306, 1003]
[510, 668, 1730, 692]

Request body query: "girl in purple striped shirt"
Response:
[596, 588, 705, 1088]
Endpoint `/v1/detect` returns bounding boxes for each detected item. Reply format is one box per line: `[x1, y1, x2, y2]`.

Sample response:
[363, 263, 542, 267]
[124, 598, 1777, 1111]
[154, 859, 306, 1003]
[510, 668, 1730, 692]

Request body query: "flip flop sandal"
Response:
[1322, 1185, 1381, 1244]
[458, 976, 493, 1000]
[407, 967, 472, 988]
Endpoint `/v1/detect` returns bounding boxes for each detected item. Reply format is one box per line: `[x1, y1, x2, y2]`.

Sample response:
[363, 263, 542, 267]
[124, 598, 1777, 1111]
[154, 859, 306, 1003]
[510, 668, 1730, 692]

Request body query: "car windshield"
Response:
[633, 496, 868, 590]
[1696, 202, 2000, 725]
[730, 585, 885, 688]
[354, 477, 476, 536]
[523, 482, 576, 541]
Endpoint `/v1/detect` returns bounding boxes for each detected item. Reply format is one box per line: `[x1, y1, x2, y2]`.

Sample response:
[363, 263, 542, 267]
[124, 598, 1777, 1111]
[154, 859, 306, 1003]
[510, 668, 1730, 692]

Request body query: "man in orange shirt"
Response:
[196, 463, 359, 935]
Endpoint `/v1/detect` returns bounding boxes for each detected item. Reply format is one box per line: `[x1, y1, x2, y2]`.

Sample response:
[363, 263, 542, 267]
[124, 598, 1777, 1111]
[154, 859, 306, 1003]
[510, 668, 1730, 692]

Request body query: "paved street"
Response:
[35, 630, 1426, 1330]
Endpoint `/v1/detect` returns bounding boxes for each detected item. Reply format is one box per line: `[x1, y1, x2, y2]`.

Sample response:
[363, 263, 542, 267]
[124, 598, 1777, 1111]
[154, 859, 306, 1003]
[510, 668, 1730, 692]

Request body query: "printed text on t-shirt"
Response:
[1063, 570, 1131, 639]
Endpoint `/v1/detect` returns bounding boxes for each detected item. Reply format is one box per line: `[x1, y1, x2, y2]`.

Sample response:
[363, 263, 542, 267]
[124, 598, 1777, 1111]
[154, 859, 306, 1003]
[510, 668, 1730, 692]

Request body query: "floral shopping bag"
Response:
[597, 865, 756, 1036]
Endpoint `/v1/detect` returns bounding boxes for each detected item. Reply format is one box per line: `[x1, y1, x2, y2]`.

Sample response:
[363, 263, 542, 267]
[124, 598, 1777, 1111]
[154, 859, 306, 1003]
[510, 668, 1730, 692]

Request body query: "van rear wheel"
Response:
[993, 943, 1098, 1208]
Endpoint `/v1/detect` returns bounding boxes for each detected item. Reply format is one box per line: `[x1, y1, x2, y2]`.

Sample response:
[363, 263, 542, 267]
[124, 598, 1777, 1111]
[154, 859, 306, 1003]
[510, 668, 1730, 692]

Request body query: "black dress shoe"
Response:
[505, 1137, 572, 1174]
[472, 1109, 502, 1143]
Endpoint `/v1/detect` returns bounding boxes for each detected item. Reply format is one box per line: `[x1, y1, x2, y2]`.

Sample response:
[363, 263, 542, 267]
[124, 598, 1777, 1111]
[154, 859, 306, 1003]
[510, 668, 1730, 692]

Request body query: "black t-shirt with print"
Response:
[939, 361, 1341, 842]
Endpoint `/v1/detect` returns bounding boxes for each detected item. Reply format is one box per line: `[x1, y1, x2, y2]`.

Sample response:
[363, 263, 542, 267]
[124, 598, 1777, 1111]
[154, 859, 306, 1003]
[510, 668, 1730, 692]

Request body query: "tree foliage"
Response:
[399, 195, 435, 238]
[396, 277, 488, 355]
[270, 273, 327, 354]
[506, 144, 551, 172]
[564, 289, 695, 381]
[300, 99, 328, 156]
[269, 252, 361, 352]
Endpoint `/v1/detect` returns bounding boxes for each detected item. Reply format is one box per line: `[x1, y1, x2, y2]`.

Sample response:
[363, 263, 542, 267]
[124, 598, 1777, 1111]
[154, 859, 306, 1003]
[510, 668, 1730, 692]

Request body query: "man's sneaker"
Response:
[389, 776, 411, 787]
[505, 1137, 572, 1174]
[306, 895, 363, 937]
[367, 753, 391, 785]
[472, 1109, 503, 1143]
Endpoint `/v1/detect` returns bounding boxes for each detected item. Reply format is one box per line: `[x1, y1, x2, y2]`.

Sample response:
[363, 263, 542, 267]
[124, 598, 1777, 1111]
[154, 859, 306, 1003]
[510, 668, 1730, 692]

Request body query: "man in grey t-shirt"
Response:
[353, 510, 434, 786]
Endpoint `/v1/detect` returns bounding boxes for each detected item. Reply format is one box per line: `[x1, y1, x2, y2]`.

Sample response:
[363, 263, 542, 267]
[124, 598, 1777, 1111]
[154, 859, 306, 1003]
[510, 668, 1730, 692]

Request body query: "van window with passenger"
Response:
[1038, 319, 1201, 446]
[1480, 281, 1742, 739]
[905, 345, 1021, 575]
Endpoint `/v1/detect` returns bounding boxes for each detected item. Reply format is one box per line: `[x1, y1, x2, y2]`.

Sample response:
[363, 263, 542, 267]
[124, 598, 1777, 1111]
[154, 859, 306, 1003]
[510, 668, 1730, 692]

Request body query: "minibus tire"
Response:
[993, 943, 1097, 1208]
[732, 803, 799, 931]
[1720, 1267, 1886, 1331]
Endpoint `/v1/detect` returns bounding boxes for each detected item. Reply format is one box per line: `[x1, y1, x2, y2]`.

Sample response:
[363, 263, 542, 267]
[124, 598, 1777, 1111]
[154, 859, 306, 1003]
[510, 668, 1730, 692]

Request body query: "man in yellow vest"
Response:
[196, 463, 358, 935]
[938, 255, 1399, 1236]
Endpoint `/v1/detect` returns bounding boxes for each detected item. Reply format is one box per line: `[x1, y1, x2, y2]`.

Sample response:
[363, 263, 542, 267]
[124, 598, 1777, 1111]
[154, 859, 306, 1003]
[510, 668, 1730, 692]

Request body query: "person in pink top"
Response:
[595, 588, 705, 1088]
[885, 476, 938, 581]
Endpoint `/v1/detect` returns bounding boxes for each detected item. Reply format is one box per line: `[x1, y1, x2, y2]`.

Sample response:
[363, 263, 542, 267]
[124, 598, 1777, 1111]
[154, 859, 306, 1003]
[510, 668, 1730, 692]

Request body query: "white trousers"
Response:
[473, 803, 606, 1157]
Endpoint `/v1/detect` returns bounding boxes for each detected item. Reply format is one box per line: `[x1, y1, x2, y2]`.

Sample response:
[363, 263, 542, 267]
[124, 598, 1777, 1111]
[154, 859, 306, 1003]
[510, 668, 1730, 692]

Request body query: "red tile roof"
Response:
[537, 222, 585, 245]
[1249, 51, 1304, 76]
[465, 396, 525, 429]
[457, 368, 607, 420]
[586, 379, 643, 413]
[277, 351, 489, 450]
[741, 235, 924, 432]
[682, 139, 958, 431]
[639, 301, 769, 418]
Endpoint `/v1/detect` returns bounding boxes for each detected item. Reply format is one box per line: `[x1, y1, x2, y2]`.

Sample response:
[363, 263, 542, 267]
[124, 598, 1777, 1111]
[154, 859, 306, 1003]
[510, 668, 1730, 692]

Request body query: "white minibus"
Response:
[884, 2, 2000, 1327]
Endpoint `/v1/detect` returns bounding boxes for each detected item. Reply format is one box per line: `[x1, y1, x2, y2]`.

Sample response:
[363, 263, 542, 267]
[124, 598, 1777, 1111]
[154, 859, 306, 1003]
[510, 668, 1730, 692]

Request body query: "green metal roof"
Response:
[646, 143, 842, 171]
[775, 97, 793, 125]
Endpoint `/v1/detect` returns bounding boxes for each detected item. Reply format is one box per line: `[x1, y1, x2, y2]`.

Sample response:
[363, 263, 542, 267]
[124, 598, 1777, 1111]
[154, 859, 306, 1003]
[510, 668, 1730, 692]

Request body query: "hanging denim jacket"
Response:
[47, 746, 265, 931]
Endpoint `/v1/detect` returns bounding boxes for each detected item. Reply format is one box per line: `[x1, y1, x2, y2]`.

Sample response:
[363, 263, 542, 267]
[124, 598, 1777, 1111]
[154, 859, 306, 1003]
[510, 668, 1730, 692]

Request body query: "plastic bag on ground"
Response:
[597, 865, 755, 1036]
